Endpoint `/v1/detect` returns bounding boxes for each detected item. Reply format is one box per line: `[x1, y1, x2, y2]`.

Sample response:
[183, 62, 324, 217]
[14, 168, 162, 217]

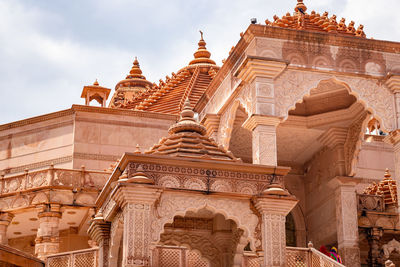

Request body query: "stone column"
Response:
[0, 212, 14, 245]
[113, 178, 162, 267]
[366, 227, 383, 267]
[243, 115, 281, 166]
[35, 203, 62, 260]
[386, 75, 400, 129]
[253, 187, 298, 267]
[329, 177, 361, 267]
[88, 212, 111, 267]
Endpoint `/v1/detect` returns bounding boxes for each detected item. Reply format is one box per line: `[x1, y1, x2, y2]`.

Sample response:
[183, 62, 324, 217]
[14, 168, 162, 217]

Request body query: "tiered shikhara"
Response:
[363, 169, 398, 206]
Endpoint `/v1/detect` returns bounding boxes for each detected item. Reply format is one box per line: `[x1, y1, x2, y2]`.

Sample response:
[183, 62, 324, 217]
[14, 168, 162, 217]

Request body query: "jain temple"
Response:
[1, 1, 400, 266]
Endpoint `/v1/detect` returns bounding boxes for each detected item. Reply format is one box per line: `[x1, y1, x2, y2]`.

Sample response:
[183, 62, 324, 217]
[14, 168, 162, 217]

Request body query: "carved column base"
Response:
[35, 237, 60, 260]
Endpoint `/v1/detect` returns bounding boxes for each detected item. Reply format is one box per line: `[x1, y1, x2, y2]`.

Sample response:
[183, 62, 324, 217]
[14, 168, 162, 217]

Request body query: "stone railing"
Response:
[0, 166, 109, 195]
[357, 193, 385, 212]
[47, 248, 98, 267]
[286, 246, 345, 267]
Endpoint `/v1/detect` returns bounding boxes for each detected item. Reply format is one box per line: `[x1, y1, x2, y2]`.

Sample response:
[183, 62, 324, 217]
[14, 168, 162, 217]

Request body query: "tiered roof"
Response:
[363, 169, 397, 206]
[110, 32, 219, 114]
[145, 99, 240, 162]
[109, 58, 153, 108]
[265, 0, 366, 38]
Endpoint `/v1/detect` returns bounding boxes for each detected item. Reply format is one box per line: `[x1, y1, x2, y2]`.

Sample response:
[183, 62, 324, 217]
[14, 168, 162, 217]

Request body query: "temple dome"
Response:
[145, 99, 240, 162]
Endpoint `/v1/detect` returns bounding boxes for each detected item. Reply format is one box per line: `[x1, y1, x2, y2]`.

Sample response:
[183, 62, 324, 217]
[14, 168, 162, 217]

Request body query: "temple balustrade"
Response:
[0, 165, 110, 200]
[46, 247, 99, 267]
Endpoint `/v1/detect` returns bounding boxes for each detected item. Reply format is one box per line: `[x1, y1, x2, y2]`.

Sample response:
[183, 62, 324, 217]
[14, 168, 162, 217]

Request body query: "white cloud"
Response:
[0, 0, 399, 124]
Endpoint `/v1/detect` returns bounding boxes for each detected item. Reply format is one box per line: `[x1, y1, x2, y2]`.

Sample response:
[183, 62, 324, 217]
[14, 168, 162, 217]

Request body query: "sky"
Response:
[0, 0, 399, 124]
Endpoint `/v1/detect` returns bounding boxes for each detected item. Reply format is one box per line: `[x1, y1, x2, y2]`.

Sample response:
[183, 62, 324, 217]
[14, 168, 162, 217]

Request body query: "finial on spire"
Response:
[93, 79, 99, 86]
[295, 0, 307, 13]
[189, 31, 216, 65]
[126, 57, 145, 79]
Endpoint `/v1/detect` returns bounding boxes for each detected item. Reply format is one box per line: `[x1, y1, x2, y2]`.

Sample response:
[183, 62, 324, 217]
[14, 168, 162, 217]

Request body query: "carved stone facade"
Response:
[1, 1, 400, 267]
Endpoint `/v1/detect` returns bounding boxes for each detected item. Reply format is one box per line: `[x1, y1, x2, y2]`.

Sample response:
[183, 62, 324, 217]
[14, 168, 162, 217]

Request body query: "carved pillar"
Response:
[366, 227, 383, 267]
[88, 212, 111, 267]
[243, 115, 281, 166]
[0, 212, 14, 245]
[253, 187, 298, 267]
[113, 184, 162, 267]
[329, 177, 361, 267]
[202, 114, 220, 141]
[35, 203, 62, 260]
[386, 75, 400, 128]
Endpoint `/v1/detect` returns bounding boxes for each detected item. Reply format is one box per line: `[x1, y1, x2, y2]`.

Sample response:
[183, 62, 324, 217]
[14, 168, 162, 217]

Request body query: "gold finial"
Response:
[189, 31, 216, 65]
[295, 0, 307, 13]
[126, 57, 146, 79]
[93, 79, 99, 86]
[135, 144, 141, 154]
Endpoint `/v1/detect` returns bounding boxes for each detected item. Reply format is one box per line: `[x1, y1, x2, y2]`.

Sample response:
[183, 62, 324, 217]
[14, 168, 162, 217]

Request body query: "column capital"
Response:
[236, 56, 287, 83]
[112, 183, 162, 209]
[36, 203, 62, 218]
[318, 127, 348, 149]
[88, 213, 111, 245]
[253, 194, 298, 216]
[0, 212, 14, 225]
[242, 115, 281, 131]
[328, 176, 360, 190]
[201, 114, 220, 139]
[386, 75, 400, 93]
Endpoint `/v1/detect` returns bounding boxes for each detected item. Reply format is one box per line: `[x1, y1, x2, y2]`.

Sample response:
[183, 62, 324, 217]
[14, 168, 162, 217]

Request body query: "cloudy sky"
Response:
[0, 0, 399, 124]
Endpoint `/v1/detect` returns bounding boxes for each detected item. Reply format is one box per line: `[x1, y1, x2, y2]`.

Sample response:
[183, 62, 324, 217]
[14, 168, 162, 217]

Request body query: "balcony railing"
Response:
[0, 166, 109, 195]
[46, 246, 345, 267]
[47, 248, 98, 267]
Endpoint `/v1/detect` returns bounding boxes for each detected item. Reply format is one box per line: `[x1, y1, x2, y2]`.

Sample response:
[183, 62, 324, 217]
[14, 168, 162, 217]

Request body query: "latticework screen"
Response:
[287, 248, 308, 267]
[47, 255, 70, 267]
[187, 250, 210, 267]
[73, 251, 96, 267]
[159, 247, 183, 267]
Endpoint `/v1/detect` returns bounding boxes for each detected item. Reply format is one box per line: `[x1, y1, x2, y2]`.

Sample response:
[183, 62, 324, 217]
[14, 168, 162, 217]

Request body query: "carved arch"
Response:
[274, 70, 396, 132]
[218, 99, 250, 149]
[152, 193, 258, 253]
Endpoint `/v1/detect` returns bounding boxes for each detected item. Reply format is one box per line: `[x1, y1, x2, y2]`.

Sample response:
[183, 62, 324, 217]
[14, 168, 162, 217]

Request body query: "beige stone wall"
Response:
[72, 110, 175, 170]
[0, 112, 74, 176]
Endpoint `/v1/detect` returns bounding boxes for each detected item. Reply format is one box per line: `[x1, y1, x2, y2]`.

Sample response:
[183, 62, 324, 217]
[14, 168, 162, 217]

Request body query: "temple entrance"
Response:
[156, 208, 245, 267]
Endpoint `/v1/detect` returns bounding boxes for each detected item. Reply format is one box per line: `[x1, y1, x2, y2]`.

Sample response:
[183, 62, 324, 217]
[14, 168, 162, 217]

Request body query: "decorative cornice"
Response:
[328, 176, 360, 189]
[201, 114, 220, 136]
[384, 129, 400, 150]
[242, 115, 281, 131]
[112, 184, 162, 209]
[235, 56, 288, 82]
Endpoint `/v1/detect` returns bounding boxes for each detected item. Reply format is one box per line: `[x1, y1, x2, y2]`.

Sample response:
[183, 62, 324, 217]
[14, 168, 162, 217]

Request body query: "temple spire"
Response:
[189, 31, 216, 65]
[126, 57, 146, 80]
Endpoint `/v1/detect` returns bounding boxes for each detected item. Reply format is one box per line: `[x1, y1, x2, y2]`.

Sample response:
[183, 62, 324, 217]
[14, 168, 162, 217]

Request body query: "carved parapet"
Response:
[357, 194, 385, 212]
[236, 56, 287, 83]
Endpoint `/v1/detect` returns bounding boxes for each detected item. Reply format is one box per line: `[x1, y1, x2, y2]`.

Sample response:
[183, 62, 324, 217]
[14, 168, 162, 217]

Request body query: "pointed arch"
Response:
[274, 70, 396, 132]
